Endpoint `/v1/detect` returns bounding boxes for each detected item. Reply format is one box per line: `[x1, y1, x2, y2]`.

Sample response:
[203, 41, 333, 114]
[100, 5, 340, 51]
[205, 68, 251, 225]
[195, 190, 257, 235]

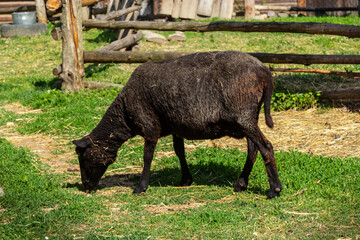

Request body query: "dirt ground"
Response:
[0, 103, 359, 177]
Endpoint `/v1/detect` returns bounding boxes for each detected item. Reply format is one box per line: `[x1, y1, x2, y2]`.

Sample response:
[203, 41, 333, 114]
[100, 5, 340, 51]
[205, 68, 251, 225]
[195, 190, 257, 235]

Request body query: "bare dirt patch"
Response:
[0, 103, 78, 174]
[0, 102, 42, 115]
[1, 103, 359, 178]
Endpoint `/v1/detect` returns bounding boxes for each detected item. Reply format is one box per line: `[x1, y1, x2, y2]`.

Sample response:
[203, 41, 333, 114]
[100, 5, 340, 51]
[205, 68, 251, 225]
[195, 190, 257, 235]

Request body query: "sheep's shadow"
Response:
[65, 161, 268, 196]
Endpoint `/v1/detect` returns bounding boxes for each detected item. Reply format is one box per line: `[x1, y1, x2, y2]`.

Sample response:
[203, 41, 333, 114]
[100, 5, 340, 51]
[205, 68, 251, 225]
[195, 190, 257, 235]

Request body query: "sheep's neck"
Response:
[90, 98, 132, 154]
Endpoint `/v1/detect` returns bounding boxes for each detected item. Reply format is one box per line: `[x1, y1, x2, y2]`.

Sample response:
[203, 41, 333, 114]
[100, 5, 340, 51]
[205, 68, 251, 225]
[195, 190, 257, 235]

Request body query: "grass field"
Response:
[0, 16, 360, 239]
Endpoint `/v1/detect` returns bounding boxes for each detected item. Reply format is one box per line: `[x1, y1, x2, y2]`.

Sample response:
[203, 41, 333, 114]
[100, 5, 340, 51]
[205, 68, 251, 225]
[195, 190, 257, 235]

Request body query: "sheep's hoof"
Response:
[267, 187, 282, 199]
[133, 185, 147, 194]
[234, 178, 247, 192]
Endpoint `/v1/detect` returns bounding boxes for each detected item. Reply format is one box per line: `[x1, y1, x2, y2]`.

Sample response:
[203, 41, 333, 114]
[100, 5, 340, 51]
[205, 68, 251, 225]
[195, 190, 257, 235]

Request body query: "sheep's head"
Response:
[73, 136, 112, 193]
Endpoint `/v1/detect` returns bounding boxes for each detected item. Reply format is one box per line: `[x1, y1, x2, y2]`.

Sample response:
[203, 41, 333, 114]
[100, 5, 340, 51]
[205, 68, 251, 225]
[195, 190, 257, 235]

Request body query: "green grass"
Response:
[0, 16, 360, 238]
[1, 139, 359, 239]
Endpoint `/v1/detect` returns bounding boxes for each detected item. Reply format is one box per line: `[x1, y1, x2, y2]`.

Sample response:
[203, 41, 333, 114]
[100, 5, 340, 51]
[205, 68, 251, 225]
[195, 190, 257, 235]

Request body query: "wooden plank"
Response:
[0, 6, 36, 14]
[219, 0, 234, 19]
[211, 0, 221, 18]
[83, 51, 360, 65]
[0, 14, 12, 22]
[0, 2, 35, 7]
[197, 0, 213, 17]
[180, 0, 198, 19]
[82, 20, 360, 38]
[171, 0, 181, 18]
[320, 89, 360, 100]
[153, 0, 161, 15]
[160, 0, 173, 15]
[35, 0, 47, 23]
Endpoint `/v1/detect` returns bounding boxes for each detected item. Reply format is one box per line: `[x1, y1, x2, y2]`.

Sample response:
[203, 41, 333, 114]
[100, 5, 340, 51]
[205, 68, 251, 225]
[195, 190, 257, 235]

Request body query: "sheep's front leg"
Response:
[133, 139, 158, 194]
[173, 135, 193, 186]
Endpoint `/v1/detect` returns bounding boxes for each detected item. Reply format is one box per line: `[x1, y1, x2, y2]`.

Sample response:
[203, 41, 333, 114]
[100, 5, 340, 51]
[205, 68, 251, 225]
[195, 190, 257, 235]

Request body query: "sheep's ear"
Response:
[73, 138, 92, 148]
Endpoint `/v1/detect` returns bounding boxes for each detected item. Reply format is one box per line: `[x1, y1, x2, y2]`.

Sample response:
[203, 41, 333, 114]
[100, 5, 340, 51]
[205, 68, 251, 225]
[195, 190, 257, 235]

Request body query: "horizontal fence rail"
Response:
[83, 51, 360, 65]
[82, 20, 360, 38]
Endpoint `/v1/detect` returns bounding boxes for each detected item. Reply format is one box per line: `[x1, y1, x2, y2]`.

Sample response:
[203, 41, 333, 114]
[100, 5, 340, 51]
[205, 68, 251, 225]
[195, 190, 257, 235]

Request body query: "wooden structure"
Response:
[82, 20, 360, 38]
[142, 0, 235, 20]
[51, 0, 360, 100]
[0, 0, 36, 24]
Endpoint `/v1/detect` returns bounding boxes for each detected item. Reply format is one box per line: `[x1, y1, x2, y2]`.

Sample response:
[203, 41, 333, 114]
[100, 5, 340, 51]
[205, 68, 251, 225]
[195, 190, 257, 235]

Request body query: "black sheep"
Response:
[73, 51, 282, 198]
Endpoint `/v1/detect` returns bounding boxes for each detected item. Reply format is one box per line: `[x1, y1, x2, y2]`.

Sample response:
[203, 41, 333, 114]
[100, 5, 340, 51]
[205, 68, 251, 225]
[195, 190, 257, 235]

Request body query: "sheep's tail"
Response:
[264, 71, 274, 129]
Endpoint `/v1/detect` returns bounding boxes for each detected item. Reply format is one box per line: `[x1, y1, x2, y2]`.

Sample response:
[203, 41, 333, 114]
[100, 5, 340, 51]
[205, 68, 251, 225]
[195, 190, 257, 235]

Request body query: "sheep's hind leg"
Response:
[234, 137, 258, 192]
[173, 135, 193, 186]
[243, 125, 282, 198]
[133, 138, 158, 194]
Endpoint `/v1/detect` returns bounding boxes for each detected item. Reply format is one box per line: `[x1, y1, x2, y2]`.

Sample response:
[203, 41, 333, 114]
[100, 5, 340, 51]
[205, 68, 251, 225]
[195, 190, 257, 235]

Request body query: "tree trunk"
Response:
[59, 0, 85, 92]
[83, 51, 360, 65]
[82, 20, 360, 38]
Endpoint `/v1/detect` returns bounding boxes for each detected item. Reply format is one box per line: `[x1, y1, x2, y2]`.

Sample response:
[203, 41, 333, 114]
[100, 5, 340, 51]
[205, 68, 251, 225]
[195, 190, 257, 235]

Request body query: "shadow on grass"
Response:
[85, 63, 114, 78]
[65, 161, 269, 196]
[33, 78, 61, 90]
[87, 29, 117, 44]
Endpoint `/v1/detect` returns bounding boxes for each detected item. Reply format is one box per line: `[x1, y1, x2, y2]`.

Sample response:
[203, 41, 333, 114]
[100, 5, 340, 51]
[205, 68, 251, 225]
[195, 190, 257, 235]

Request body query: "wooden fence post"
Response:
[244, 0, 255, 19]
[59, 0, 85, 91]
[35, 0, 47, 23]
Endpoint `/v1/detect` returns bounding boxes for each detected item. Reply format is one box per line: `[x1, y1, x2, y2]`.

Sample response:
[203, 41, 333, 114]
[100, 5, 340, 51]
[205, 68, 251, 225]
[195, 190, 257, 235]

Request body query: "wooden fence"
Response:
[49, 0, 360, 99]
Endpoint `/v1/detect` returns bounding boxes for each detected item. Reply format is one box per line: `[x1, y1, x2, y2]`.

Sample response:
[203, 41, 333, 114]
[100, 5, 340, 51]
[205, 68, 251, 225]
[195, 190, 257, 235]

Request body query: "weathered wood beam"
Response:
[255, 5, 358, 12]
[320, 89, 360, 100]
[251, 53, 360, 65]
[60, 0, 85, 92]
[83, 51, 360, 65]
[84, 81, 124, 89]
[0, 6, 36, 14]
[97, 31, 143, 51]
[270, 68, 360, 78]
[245, 0, 255, 19]
[82, 0, 103, 7]
[46, 0, 103, 12]
[291, 7, 358, 12]
[84, 51, 190, 63]
[35, 0, 47, 23]
[96, 5, 141, 21]
[82, 20, 360, 38]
